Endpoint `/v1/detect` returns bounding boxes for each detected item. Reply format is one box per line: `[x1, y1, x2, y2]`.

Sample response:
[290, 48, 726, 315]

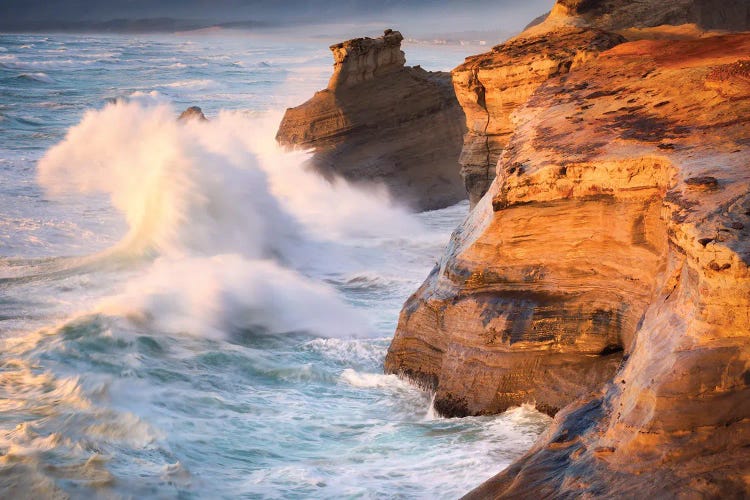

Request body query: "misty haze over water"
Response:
[1, 0, 554, 41]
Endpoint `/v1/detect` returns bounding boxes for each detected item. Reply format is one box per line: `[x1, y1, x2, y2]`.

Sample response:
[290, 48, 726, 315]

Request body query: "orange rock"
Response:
[388, 31, 750, 497]
[276, 30, 466, 211]
[457, 0, 750, 209]
[548, 0, 750, 32]
[451, 28, 625, 206]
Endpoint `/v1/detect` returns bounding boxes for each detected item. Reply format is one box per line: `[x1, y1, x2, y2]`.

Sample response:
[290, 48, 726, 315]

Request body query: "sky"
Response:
[0, 0, 556, 35]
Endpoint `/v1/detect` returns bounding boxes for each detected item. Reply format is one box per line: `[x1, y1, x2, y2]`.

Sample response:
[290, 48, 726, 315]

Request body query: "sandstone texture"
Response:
[451, 28, 625, 206]
[276, 30, 466, 211]
[550, 0, 750, 32]
[456, 0, 750, 208]
[387, 30, 750, 497]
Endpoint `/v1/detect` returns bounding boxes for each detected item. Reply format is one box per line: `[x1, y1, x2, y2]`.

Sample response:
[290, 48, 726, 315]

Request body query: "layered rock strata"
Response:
[386, 27, 750, 415]
[276, 30, 466, 211]
[452, 28, 625, 206]
[387, 30, 750, 497]
[457, 0, 750, 208]
[550, 0, 750, 32]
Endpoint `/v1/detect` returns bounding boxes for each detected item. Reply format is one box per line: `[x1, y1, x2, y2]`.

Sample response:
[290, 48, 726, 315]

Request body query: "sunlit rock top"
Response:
[327, 29, 406, 89]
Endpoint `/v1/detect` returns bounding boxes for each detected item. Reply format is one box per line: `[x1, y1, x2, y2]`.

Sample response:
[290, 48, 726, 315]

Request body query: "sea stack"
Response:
[276, 30, 467, 211]
[386, 0, 750, 496]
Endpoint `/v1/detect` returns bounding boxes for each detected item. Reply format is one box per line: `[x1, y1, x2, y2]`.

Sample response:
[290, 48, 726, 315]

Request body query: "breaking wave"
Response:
[15, 72, 53, 83]
[36, 94, 424, 339]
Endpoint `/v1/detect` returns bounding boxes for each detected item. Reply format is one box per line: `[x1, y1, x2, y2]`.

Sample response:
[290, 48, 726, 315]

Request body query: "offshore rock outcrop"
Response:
[387, 30, 750, 497]
[276, 30, 466, 211]
[178, 106, 208, 122]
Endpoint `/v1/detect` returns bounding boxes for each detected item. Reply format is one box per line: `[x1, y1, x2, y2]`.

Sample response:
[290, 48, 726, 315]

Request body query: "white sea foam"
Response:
[303, 337, 388, 367]
[36, 96, 423, 338]
[97, 255, 366, 338]
[162, 78, 216, 89]
[340, 368, 411, 389]
[424, 393, 440, 420]
[77, 51, 121, 60]
[0, 54, 94, 70]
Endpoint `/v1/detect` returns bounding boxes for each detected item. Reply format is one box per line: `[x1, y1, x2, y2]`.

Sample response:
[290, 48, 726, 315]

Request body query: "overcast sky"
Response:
[0, 0, 556, 34]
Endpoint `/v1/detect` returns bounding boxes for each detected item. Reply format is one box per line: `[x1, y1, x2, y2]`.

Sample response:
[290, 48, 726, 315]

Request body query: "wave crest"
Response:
[36, 96, 422, 338]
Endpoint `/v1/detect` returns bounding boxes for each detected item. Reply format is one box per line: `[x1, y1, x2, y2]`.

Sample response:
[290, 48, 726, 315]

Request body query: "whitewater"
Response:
[0, 33, 549, 498]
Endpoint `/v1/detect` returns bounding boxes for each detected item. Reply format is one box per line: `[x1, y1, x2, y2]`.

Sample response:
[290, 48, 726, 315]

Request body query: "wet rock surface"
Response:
[178, 105, 208, 122]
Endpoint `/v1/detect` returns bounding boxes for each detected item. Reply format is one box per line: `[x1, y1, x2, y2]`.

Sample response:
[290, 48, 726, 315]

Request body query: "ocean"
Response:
[0, 32, 549, 498]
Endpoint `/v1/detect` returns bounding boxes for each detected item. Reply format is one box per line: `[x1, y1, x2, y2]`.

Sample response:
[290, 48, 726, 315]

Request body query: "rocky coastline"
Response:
[451, 27, 625, 207]
[380, 0, 749, 496]
[275, 1, 750, 495]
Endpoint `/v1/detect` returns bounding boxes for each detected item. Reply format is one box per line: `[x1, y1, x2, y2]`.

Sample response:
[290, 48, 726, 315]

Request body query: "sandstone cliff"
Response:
[276, 30, 466, 211]
[456, 0, 750, 207]
[387, 30, 750, 497]
[550, 0, 750, 32]
[452, 28, 625, 206]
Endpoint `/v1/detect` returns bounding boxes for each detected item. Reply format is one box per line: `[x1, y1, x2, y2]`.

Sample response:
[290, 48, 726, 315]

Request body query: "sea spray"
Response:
[37, 95, 424, 338]
[37, 93, 292, 259]
[97, 255, 365, 339]
[201, 109, 425, 242]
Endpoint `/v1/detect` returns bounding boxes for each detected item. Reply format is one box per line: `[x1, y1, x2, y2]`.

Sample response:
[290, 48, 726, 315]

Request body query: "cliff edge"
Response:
[456, 0, 750, 207]
[387, 29, 750, 497]
[452, 27, 625, 206]
[276, 30, 467, 211]
[549, 0, 750, 32]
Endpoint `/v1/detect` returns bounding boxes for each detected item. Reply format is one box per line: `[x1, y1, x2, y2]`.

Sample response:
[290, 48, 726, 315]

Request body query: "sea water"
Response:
[0, 32, 549, 498]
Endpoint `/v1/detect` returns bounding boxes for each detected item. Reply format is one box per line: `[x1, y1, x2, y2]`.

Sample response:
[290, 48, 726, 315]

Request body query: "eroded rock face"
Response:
[451, 28, 625, 206]
[387, 31, 750, 497]
[386, 30, 750, 446]
[327, 29, 406, 89]
[276, 30, 466, 211]
[457, 0, 750, 209]
[549, 0, 750, 32]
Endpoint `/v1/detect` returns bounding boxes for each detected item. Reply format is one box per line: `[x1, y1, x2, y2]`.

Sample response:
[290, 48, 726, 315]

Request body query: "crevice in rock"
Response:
[598, 344, 625, 356]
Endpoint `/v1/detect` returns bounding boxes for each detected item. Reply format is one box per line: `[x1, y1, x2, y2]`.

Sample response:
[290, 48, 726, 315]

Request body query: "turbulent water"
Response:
[0, 32, 549, 498]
